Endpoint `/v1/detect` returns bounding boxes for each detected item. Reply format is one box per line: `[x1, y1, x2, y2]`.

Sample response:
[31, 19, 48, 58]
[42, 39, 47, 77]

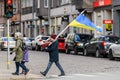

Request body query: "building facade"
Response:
[0, 0, 21, 37]
[21, 0, 38, 37]
[0, 0, 114, 37]
[11, 0, 21, 34]
[0, 0, 7, 37]
[50, 0, 79, 35]
[93, 0, 112, 37]
[113, 0, 120, 37]
[71, 0, 95, 34]
[36, 0, 50, 36]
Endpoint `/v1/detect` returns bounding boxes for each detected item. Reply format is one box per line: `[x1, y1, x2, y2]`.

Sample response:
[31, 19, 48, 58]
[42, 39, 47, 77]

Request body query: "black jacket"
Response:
[46, 40, 59, 62]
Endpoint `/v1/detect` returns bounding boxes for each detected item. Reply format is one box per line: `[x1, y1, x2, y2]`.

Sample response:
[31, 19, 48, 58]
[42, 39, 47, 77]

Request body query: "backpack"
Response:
[21, 41, 26, 51]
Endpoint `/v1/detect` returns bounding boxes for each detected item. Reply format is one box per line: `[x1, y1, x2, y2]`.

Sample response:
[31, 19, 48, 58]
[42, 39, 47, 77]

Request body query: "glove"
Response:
[10, 52, 13, 55]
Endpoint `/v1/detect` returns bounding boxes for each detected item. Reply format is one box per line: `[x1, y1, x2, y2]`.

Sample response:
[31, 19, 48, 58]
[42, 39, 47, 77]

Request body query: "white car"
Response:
[23, 37, 32, 49]
[109, 39, 120, 60]
[0, 37, 16, 50]
[31, 35, 49, 50]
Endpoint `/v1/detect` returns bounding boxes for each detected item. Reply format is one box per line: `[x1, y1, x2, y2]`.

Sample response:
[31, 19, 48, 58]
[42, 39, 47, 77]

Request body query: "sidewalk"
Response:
[0, 61, 43, 80]
[0, 69, 43, 80]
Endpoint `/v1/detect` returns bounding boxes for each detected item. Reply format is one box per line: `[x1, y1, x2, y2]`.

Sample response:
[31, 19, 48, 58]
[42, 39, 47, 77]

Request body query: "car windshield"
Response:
[116, 39, 120, 44]
[104, 36, 120, 43]
[3, 37, 14, 41]
[58, 39, 65, 42]
[42, 37, 49, 40]
[77, 34, 93, 43]
[24, 38, 31, 42]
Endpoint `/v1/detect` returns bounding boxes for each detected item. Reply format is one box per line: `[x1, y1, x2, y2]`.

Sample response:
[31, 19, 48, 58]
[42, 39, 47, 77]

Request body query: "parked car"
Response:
[40, 38, 66, 52]
[40, 41, 50, 51]
[0, 37, 16, 50]
[108, 39, 120, 60]
[84, 35, 120, 58]
[23, 37, 32, 49]
[31, 35, 49, 51]
[58, 38, 66, 51]
[31, 35, 43, 50]
[65, 33, 93, 55]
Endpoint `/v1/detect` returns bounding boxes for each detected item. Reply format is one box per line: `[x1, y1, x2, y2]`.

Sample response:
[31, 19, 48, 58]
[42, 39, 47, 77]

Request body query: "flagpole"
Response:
[55, 9, 86, 40]
[55, 25, 69, 40]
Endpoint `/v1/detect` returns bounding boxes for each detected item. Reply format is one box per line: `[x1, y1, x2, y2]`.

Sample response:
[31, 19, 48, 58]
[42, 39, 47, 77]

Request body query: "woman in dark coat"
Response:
[40, 34, 65, 76]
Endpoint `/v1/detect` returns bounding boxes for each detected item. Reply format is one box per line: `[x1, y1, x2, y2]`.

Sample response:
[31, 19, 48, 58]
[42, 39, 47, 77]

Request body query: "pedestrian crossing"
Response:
[1, 72, 120, 80]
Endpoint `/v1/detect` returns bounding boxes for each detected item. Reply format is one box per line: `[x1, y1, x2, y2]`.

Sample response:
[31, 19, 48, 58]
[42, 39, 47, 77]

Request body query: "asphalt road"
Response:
[0, 50, 120, 80]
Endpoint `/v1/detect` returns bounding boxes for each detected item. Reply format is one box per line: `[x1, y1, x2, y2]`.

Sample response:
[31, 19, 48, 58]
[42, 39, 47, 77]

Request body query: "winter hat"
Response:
[50, 34, 57, 39]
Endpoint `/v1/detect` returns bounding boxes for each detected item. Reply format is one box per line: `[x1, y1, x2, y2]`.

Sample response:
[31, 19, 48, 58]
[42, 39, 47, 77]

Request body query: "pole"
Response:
[32, 0, 34, 37]
[48, 0, 51, 35]
[55, 26, 69, 40]
[7, 19, 10, 69]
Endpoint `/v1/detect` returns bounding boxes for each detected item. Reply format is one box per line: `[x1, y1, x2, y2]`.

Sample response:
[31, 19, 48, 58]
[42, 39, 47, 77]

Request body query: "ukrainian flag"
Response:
[69, 14, 102, 32]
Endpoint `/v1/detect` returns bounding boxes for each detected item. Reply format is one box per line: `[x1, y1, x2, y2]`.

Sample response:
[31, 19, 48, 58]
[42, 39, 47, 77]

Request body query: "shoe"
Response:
[20, 70, 25, 74]
[24, 69, 29, 75]
[12, 72, 19, 75]
[40, 71, 46, 76]
[58, 73, 65, 76]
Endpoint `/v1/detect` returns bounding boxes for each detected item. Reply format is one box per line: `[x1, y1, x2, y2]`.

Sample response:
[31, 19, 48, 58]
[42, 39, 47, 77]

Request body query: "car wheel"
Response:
[35, 45, 40, 51]
[66, 48, 70, 54]
[1, 47, 4, 51]
[74, 48, 78, 55]
[32, 47, 35, 50]
[40, 46, 44, 51]
[95, 49, 101, 58]
[84, 48, 88, 56]
[31, 45, 35, 50]
[109, 49, 115, 60]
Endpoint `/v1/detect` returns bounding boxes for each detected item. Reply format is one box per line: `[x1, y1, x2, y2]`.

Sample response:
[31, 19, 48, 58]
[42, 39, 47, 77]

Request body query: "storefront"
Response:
[93, 0, 112, 37]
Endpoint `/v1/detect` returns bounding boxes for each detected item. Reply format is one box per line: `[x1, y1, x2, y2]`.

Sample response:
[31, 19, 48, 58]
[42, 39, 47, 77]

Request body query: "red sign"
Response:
[103, 20, 113, 24]
[93, 0, 112, 7]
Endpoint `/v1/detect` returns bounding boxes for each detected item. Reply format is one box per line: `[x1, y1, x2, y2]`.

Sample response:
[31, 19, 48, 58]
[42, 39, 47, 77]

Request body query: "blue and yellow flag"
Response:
[68, 14, 102, 32]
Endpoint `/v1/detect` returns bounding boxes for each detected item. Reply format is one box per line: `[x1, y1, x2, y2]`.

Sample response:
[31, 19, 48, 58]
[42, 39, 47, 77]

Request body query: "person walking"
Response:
[40, 34, 65, 76]
[10, 32, 29, 75]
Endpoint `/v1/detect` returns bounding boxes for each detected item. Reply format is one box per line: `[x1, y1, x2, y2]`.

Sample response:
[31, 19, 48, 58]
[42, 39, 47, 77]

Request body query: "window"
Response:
[51, 0, 54, 8]
[44, 0, 48, 8]
[22, 0, 26, 8]
[37, 0, 40, 8]
[26, 0, 29, 7]
[13, 0, 16, 8]
[61, 0, 71, 5]
[29, 0, 33, 7]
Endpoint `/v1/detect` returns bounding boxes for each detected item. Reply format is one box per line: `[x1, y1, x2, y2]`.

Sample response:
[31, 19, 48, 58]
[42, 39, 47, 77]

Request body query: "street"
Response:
[0, 50, 120, 80]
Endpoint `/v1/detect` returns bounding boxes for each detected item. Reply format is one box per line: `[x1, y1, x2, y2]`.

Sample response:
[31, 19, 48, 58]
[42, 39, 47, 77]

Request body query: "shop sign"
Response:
[105, 24, 112, 31]
[103, 20, 113, 24]
[93, 0, 112, 7]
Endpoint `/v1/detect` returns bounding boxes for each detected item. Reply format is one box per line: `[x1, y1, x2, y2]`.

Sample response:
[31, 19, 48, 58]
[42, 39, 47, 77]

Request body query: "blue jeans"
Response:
[15, 62, 28, 73]
[44, 61, 65, 75]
